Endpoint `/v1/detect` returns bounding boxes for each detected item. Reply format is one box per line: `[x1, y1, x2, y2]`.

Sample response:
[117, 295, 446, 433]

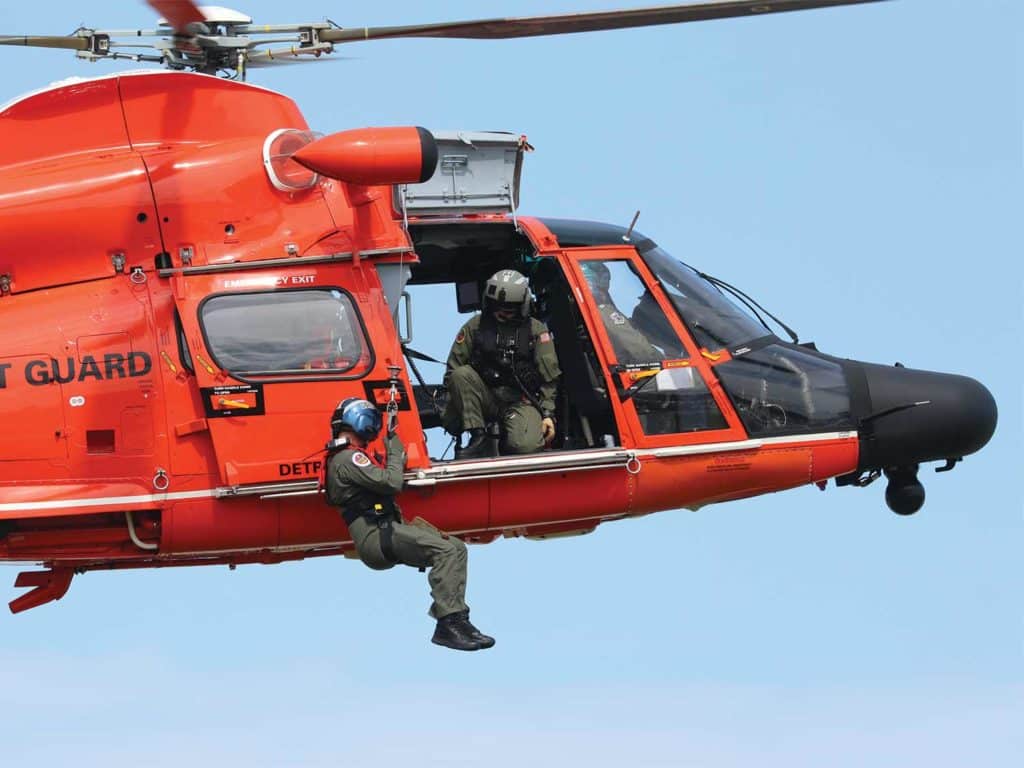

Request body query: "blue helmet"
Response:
[330, 397, 382, 440]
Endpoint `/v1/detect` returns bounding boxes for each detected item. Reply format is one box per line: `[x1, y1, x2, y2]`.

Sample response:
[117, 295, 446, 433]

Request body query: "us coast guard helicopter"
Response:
[0, 0, 997, 613]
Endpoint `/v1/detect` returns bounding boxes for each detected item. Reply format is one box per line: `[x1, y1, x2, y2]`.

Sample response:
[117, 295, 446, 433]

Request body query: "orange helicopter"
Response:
[0, 0, 997, 614]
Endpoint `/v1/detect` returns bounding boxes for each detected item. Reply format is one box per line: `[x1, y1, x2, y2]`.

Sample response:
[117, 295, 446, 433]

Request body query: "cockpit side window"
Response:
[578, 258, 727, 435]
[200, 288, 373, 379]
[580, 259, 686, 364]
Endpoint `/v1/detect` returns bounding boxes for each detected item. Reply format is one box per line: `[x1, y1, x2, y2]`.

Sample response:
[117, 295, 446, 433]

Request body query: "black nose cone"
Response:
[853, 361, 998, 470]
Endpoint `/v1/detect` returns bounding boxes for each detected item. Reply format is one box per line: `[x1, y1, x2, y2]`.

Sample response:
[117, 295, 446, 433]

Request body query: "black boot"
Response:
[455, 429, 490, 460]
[456, 610, 495, 649]
[432, 612, 483, 651]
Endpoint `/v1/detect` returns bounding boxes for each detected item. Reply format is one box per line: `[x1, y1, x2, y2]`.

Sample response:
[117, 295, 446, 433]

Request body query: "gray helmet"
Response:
[580, 261, 611, 293]
[482, 269, 532, 318]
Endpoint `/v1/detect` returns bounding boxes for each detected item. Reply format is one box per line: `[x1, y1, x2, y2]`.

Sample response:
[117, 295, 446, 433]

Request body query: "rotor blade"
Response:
[321, 0, 888, 44]
[147, 0, 206, 34]
[0, 35, 89, 51]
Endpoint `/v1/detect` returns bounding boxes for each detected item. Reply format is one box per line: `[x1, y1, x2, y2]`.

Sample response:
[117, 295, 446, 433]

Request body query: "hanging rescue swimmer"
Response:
[324, 397, 495, 651]
[442, 269, 562, 459]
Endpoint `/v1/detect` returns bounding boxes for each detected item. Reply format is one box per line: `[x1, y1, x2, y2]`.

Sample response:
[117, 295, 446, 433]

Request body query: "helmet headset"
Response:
[329, 397, 382, 443]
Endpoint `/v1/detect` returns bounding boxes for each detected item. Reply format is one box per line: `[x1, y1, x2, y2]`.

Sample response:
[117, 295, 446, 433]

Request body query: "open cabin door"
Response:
[169, 260, 420, 488]
[562, 247, 746, 448]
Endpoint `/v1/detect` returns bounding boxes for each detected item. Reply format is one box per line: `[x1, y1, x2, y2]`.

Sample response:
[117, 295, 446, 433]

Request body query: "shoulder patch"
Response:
[352, 452, 372, 467]
[538, 331, 552, 343]
[455, 329, 466, 344]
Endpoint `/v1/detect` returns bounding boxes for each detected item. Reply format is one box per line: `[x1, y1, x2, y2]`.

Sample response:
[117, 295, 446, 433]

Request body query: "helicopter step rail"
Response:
[220, 447, 637, 500]
[406, 447, 633, 487]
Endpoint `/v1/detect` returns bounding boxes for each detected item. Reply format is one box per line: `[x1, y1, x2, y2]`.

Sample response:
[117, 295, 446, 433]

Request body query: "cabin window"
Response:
[200, 289, 372, 378]
[714, 344, 852, 437]
[579, 259, 727, 435]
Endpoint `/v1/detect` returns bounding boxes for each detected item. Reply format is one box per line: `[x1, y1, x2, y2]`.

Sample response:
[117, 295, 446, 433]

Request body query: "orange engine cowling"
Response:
[293, 126, 438, 186]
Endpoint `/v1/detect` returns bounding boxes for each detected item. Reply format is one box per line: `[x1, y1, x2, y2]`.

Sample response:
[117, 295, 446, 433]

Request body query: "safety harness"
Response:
[471, 313, 544, 398]
[342, 477, 400, 565]
[321, 367, 405, 565]
[323, 446, 400, 565]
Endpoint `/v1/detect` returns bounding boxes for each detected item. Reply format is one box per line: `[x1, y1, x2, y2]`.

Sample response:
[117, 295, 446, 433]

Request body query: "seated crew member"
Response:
[442, 269, 561, 460]
[580, 261, 664, 365]
[324, 397, 494, 651]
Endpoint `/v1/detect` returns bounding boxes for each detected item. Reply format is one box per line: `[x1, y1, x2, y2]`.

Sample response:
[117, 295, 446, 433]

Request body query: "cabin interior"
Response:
[401, 221, 620, 461]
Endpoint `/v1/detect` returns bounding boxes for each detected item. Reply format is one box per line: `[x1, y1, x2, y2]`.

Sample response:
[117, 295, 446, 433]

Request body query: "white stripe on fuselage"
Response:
[0, 489, 216, 513]
[0, 431, 857, 512]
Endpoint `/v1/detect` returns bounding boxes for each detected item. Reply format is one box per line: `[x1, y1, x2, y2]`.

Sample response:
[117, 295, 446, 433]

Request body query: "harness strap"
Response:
[473, 313, 537, 391]
[373, 505, 399, 565]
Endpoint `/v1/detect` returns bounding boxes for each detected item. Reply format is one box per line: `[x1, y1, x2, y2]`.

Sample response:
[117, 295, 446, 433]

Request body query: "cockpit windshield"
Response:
[640, 246, 768, 350]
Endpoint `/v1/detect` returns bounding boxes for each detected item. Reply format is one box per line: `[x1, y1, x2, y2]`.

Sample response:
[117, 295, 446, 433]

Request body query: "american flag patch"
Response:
[538, 332, 552, 343]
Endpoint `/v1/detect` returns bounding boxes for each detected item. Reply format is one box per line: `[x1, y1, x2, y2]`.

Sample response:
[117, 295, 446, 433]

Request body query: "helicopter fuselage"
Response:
[0, 72, 995, 613]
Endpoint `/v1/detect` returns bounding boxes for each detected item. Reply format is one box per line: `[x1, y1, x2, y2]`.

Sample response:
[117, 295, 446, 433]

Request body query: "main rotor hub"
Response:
[156, 6, 252, 28]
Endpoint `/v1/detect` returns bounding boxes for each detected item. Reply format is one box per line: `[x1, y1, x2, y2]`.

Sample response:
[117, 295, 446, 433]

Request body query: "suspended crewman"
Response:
[442, 269, 562, 459]
[324, 397, 494, 651]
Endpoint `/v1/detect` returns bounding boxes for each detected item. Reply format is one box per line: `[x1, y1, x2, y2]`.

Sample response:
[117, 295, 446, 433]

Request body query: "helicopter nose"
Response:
[852, 361, 998, 471]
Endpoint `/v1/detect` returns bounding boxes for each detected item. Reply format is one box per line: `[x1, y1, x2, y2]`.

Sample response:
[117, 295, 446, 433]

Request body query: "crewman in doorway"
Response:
[442, 269, 561, 459]
[324, 397, 494, 651]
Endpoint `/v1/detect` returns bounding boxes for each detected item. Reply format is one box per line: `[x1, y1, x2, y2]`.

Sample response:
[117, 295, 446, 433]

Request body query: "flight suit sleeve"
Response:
[333, 435, 407, 495]
[531, 319, 561, 417]
[443, 316, 478, 387]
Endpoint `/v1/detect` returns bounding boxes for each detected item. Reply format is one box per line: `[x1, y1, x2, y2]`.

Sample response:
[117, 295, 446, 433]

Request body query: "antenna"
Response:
[623, 210, 640, 242]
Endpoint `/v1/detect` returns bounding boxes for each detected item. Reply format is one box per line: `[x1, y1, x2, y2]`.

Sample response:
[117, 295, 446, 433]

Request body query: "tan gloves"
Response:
[541, 417, 556, 445]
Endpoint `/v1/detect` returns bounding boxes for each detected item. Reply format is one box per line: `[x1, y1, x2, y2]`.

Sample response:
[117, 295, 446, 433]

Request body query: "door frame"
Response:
[559, 246, 747, 449]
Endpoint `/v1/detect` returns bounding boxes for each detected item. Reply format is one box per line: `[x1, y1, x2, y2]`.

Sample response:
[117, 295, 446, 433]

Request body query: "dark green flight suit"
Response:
[326, 433, 468, 619]
[442, 314, 561, 454]
[596, 302, 662, 366]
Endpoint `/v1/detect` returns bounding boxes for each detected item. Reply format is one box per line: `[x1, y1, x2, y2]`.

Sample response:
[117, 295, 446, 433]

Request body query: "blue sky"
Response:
[1, 1, 1021, 765]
